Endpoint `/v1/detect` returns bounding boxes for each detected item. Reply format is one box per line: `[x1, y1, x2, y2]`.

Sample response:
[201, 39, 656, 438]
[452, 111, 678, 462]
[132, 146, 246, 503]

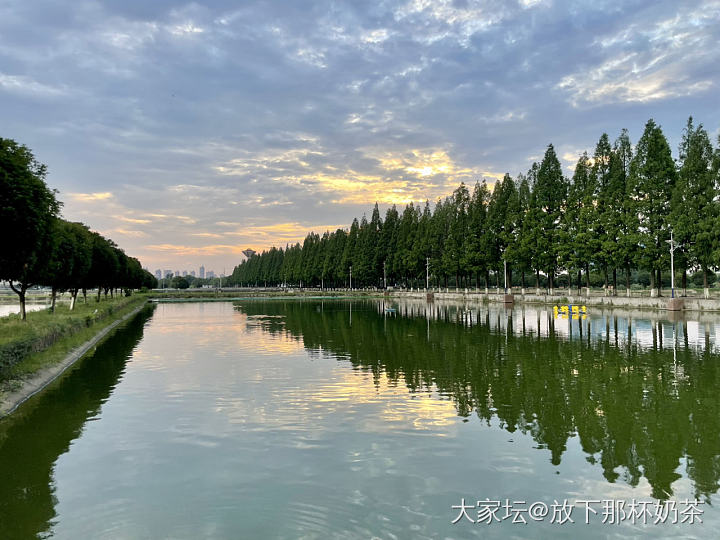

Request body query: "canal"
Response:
[1, 300, 719, 539]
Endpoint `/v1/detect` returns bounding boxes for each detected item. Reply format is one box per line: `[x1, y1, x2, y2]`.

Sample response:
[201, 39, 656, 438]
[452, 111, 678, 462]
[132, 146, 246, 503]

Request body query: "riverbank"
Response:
[149, 287, 720, 313]
[0, 296, 151, 418]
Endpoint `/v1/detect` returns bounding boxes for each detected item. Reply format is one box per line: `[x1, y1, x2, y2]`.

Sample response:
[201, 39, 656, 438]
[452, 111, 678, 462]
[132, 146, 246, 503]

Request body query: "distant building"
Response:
[199, 265, 205, 279]
[207, 270, 215, 279]
[164, 270, 173, 279]
[190, 270, 196, 277]
[182, 270, 188, 276]
[155, 269, 162, 280]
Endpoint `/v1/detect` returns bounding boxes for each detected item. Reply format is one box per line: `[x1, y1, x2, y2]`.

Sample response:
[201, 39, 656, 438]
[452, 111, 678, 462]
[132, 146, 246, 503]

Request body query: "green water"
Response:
[1, 300, 719, 539]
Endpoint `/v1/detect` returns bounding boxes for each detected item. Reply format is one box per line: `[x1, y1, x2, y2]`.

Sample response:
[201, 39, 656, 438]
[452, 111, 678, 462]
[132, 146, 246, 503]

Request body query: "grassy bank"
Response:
[0, 294, 149, 386]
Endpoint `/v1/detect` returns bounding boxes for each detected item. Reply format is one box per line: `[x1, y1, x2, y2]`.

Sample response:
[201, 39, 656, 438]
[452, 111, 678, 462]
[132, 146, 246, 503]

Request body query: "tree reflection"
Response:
[235, 300, 720, 501]
[0, 306, 154, 539]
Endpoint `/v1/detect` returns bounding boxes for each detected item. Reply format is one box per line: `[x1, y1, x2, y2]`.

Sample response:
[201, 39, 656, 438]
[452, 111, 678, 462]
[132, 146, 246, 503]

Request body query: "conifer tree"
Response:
[628, 119, 676, 295]
[534, 144, 567, 290]
[671, 117, 717, 296]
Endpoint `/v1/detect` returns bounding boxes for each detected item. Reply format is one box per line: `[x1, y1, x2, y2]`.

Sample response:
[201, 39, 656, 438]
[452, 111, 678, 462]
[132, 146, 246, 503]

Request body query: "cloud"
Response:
[0, 73, 68, 98]
[1, 0, 718, 273]
[556, 7, 719, 106]
[68, 192, 114, 202]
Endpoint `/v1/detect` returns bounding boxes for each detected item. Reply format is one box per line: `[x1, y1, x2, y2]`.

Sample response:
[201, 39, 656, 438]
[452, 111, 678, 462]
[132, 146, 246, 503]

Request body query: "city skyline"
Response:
[1, 0, 718, 271]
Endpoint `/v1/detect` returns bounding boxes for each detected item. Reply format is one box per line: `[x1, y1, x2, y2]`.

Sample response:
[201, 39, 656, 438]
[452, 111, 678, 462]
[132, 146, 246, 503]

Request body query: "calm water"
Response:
[1, 300, 720, 539]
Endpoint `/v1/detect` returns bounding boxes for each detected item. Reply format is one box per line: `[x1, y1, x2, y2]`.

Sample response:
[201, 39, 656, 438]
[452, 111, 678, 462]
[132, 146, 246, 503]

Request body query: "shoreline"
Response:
[149, 288, 720, 313]
[0, 301, 149, 419]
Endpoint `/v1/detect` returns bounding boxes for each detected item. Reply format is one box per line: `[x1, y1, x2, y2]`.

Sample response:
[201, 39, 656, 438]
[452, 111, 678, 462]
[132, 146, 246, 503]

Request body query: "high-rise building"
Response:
[199, 265, 205, 279]
[182, 270, 188, 277]
[155, 269, 162, 280]
[207, 270, 215, 279]
[190, 270, 196, 277]
[164, 270, 172, 279]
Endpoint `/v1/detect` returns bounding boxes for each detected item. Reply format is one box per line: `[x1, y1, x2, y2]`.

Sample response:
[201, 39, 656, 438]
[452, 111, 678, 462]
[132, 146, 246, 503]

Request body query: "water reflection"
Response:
[0, 306, 155, 539]
[234, 299, 720, 501]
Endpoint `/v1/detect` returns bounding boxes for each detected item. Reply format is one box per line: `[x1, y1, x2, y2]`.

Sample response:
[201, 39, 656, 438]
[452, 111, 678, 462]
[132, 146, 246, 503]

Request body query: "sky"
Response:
[1, 0, 719, 275]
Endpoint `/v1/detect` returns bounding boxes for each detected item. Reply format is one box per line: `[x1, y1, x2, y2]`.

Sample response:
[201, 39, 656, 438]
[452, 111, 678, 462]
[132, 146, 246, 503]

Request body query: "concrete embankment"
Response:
[384, 289, 720, 313]
[0, 301, 150, 418]
[150, 287, 720, 313]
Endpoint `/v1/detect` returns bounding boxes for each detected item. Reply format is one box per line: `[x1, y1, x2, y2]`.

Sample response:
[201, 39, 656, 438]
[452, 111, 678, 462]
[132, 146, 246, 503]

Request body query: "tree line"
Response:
[230, 117, 720, 296]
[0, 138, 157, 320]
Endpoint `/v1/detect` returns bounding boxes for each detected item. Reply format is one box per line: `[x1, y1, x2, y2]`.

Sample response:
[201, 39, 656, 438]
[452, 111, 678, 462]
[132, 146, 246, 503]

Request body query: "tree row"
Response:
[0, 138, 157, 319]
[230, 117, 720, 296]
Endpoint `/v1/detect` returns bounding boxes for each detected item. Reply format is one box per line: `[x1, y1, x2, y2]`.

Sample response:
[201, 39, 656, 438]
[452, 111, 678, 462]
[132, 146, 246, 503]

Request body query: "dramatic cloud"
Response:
[1, 0, 718, 274]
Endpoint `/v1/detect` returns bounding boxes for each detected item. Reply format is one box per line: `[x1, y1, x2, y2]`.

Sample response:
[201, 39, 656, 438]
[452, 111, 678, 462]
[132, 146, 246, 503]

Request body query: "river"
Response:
[1, 299, 719, 539]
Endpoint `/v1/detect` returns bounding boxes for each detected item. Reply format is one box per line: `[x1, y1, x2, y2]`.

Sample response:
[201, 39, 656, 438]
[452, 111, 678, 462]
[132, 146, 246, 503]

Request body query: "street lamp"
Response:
[504, 258, 508, 295]
[666, 230, 676, 299]
[426, 257, 429, 290]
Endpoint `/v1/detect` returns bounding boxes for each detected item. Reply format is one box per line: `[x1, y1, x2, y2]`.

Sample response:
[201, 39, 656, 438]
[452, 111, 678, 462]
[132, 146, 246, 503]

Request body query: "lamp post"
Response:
[504, 258, 508, 295]
[426, 257, 429, 290]
[666, 230, 676, 299]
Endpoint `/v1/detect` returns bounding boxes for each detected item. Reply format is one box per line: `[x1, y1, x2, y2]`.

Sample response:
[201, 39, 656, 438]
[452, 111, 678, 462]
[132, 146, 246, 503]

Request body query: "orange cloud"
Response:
[68, 192, 113, 202]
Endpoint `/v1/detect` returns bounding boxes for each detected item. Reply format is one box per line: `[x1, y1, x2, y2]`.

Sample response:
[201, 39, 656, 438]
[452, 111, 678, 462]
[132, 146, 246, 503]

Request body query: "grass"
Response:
[0, 294, 149, 382]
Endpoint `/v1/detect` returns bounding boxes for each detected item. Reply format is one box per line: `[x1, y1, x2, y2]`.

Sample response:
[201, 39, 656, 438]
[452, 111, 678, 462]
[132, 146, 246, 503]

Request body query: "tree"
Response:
[628, 119, 676, 294]
[563, 152, 596, 292]
[671, 117, 717, 296]
[0, 138, 60, 320]
[172, 276, 190, 289]
[610, 129, 636, 295]
[534, 144, 567, 290]
[40, 219, 92, 311]
[442, 184, 470, 287]
[465, 182, 491, 288]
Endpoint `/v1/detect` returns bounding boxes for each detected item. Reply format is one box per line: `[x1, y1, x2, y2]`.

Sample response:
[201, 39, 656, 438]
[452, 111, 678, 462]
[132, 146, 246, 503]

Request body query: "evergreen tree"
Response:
[628, 119, 676, 293]
[671, 117, 717, 295]
[592, 133, 614, 290]
[534, 144, 567, 289]
[465, 181, 491, 288]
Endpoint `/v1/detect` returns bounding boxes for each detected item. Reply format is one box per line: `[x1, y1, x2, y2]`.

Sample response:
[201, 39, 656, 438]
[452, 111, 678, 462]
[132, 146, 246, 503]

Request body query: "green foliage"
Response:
[230, 117, 720, 294]
[0, 138, 60, 304]
[1, 138, 155, 319]
[628, 119, 676, 287]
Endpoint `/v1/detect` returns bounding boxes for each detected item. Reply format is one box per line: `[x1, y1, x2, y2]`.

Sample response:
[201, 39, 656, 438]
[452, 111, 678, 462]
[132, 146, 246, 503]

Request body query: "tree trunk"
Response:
[682, 270, 687, 297]
[576, 270, 581, 294]
[9, 282, 28, 321]
[703, 267, 709, 299]
[612, 268, 617, 296]
[625, 265, 631, 297]
[70, 289, 77, 310]
[650, 269, 657, 297]
[97, 287, 102, 302]
[585, 263, 590, 290]
[51, 288, 57, 313]
[603, 268, 609, 296]
[657, 269, 662, 297]
[521, 271, 526, 290]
